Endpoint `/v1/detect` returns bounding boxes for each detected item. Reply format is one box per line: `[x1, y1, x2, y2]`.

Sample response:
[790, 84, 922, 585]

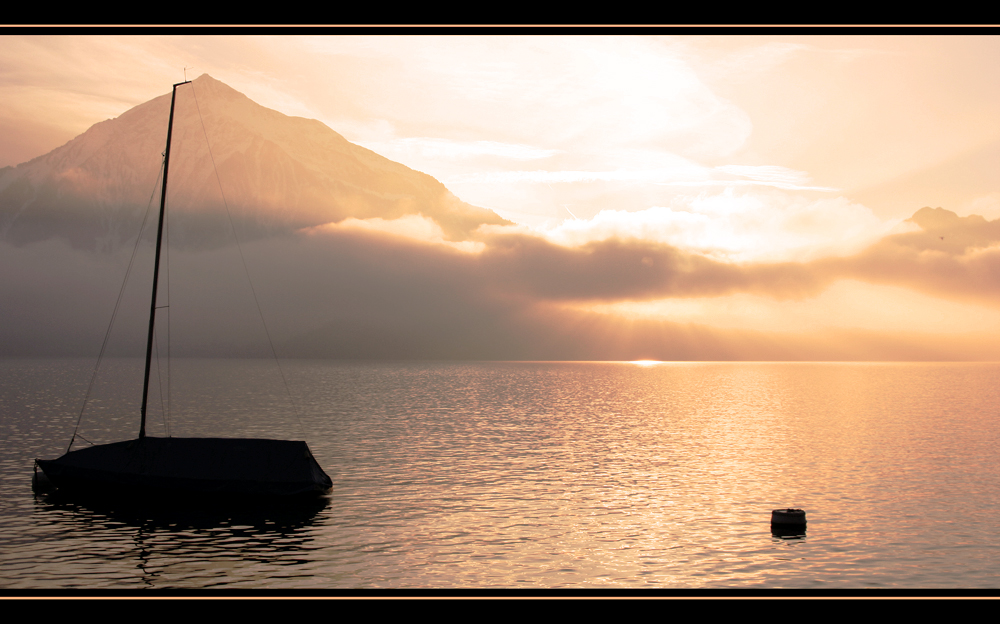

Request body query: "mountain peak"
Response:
[189, 73, 249, 102]
[1, 78, 510, 249]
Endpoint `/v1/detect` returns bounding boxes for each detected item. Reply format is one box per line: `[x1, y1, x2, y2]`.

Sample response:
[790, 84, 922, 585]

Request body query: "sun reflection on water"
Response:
[6, 360, 1000, 588]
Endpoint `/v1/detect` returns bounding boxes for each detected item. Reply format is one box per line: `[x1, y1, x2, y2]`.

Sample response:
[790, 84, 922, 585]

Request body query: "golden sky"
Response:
[2, 33, 999, 360]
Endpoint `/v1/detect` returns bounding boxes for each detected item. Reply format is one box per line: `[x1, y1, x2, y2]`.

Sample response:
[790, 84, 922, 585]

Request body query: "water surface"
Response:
[2, 359, 999, 589]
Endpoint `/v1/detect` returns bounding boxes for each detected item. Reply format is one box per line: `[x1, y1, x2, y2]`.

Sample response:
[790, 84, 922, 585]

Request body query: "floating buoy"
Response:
[771, 508, 806, 526]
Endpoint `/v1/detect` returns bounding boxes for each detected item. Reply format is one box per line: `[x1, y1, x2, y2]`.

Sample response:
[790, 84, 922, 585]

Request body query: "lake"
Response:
[2, 358, 999, 590]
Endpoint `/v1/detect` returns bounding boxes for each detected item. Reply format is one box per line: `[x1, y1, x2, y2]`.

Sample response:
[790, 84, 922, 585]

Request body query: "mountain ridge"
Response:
[0, 74, 509, 249]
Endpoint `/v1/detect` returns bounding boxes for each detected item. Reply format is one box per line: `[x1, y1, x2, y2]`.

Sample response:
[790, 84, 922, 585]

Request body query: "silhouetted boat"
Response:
[34, 80, 332, 500]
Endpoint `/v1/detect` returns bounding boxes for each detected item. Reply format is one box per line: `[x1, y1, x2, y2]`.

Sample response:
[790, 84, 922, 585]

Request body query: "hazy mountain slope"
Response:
[0, 74, 509, 250]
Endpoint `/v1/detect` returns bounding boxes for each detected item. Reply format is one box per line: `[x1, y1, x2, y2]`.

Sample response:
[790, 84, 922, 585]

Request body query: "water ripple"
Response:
[3, 359, 1000, 588]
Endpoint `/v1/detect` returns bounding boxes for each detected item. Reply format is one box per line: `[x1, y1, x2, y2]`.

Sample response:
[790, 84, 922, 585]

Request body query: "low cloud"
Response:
[4, 199, 999, 361]
[303, 215, 486, 254]
[476, 229, 824, 302]
[805, 207, 1000, 306]
[530, 187, 895, 263]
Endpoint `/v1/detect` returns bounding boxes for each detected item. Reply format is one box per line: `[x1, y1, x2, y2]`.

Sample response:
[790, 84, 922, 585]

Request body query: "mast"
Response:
[140, 80, 190, 439]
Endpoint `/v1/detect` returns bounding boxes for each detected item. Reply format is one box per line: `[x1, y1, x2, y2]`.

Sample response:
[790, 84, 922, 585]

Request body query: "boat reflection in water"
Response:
[34, 486, 330, 586]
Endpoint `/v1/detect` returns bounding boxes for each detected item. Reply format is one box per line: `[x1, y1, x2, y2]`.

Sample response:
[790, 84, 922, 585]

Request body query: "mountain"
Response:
[0, 74, 509, 250]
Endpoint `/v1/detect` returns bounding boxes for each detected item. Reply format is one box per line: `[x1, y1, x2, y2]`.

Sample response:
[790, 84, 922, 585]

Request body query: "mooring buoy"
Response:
[771, 508, 806, 526]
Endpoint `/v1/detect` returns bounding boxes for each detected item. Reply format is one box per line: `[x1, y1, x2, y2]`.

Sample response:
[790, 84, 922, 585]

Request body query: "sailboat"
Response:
[34, 80, 333, 499]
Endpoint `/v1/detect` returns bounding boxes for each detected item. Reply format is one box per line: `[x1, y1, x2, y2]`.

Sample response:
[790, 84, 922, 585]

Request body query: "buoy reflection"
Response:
[771, 525, 807, 540]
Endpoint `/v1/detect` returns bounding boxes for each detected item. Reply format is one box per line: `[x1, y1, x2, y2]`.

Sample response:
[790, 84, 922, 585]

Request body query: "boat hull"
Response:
[36, 437, 332, 499]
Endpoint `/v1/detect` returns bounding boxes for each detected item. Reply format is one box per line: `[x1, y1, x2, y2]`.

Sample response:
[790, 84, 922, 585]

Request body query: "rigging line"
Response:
[67, 161, 166, 454]
[189, 81, 303, 431]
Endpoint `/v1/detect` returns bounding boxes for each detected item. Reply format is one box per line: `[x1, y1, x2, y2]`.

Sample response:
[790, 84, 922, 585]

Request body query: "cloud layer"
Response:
[4, 200, 999, 361]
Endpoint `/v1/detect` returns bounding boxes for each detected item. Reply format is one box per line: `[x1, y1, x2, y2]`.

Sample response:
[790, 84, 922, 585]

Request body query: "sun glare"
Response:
[303, 215, 486, 254]
[584, 280, 1000, 336]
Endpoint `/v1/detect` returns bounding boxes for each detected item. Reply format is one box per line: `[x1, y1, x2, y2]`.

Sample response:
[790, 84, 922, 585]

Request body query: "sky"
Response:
[2, 32, 1000, 360]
